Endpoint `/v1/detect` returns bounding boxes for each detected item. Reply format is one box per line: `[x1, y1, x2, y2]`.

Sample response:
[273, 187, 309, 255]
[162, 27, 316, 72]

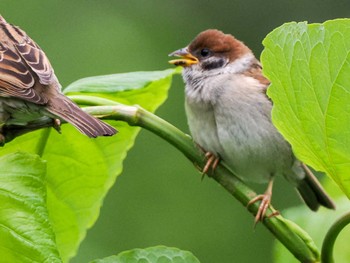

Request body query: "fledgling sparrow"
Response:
[169, 29, 335, 222]
[0, 15, 117, 140]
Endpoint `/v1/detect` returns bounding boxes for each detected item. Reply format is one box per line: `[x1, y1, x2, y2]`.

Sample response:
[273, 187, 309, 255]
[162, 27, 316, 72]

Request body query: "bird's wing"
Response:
[0, 16, 55, 104]
[242, 61, 270, 93]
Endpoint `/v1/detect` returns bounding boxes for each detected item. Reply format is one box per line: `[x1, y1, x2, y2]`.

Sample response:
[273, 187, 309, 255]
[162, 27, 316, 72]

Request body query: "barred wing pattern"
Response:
[0, 16, 117, 137]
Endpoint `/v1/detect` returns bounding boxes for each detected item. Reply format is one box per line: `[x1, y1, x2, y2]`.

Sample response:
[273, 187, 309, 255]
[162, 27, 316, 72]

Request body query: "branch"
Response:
[2, 96, 320, 262]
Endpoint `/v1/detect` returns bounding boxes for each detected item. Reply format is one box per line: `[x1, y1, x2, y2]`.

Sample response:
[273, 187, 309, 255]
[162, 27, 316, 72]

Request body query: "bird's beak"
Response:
[168, 47, 199, 67]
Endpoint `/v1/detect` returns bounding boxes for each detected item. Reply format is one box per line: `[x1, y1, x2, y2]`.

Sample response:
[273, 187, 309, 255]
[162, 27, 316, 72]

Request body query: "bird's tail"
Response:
[47, 94, 117, 138]
[297, 163, 335, 211]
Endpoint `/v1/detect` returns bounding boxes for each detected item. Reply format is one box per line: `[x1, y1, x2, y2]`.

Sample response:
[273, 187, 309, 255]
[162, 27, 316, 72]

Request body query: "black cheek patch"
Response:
[202, 58, 226, 70]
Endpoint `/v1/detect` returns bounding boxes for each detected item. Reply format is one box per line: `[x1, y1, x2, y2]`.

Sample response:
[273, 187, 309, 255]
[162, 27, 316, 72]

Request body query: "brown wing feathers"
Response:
[0, 15, 117, 137]
[0, 42, 46, 104]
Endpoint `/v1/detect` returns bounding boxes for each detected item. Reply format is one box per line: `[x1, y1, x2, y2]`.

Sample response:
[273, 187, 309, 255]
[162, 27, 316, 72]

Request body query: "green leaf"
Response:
[261, 19, 350, 197]
[0, 69, 178, 262]
[0, 152, 61, 263]
[65, 68, 181, 112]
[90, 246, 200, 263]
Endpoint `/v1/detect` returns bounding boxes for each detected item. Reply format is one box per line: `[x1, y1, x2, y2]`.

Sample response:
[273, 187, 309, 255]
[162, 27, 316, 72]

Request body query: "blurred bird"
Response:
[169, 29, 335, 223]
[0, 15, 117, 140]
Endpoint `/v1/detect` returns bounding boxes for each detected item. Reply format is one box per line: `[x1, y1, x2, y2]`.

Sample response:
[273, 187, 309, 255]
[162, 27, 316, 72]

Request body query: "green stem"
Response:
[321, 211, 350, 263]
[68, 95, 120, 106]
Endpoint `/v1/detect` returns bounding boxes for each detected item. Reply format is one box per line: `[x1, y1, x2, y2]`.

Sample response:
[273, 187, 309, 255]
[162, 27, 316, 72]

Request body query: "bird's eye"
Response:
[200, 48, 210, 57]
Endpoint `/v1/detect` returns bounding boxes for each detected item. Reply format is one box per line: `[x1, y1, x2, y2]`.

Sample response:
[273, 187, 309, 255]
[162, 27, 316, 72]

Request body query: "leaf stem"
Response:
[321, 211, 350, 263]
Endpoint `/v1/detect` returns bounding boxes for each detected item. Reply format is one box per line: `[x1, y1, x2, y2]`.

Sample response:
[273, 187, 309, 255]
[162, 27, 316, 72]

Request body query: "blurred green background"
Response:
[1, 1, 349, 262]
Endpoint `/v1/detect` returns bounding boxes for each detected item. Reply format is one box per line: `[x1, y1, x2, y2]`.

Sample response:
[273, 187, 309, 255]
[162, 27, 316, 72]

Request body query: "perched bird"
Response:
[169, 29, 335, 222]
[0, 15, 117, 140]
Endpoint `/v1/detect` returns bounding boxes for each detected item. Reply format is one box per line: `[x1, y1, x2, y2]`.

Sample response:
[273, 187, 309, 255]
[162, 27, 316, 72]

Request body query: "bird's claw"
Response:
[202, 152, 220, 176]
[247, 193, 279, 226]
[53, 118, 61, 133]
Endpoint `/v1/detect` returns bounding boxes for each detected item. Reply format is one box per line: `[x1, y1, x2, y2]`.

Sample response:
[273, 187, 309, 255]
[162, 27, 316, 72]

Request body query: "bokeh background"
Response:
[1, 1, 349, 262]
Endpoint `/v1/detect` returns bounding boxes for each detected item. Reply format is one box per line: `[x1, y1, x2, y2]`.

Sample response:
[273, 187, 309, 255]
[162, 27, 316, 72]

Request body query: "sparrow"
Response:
[169, 29, 335, 223]
[0, 15, 117, 140]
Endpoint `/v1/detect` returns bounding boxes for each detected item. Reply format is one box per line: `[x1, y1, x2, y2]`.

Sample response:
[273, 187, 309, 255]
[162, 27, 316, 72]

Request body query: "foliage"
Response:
[0, 69, 178, 262]
[0, 152, 61, 263]
[90, 246, 200, 263]
[261, 19, 350, 197]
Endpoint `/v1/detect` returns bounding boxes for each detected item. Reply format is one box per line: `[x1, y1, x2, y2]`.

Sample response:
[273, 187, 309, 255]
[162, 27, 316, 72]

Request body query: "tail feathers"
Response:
[47, 95, 117, 138]
[297, 164, 336, 211]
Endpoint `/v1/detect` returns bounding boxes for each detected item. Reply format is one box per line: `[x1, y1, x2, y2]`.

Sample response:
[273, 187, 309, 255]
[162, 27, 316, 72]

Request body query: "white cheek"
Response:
[182, 52, 255, 85]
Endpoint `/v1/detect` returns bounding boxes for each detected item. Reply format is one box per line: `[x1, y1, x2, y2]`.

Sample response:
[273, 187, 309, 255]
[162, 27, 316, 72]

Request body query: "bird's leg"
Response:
[247, 179, 279, 224]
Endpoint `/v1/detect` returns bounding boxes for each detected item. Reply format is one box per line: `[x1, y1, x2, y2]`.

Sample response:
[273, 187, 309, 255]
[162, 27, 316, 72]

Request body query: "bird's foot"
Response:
[247, 180, 279, 225]
[247, 193, 274, 225]
[202, 152, 220, 176]
[53, 119, 61, 134]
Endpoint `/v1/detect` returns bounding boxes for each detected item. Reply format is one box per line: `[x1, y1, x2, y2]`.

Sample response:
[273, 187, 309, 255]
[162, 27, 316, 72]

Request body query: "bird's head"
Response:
[169, 29, 252, 72]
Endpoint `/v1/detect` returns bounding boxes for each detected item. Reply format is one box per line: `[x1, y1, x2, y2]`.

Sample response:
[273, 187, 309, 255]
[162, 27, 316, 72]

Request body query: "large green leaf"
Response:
[261, 19, 350, 197]
[0, 152, 61, 262]
[90, 246, 200, 263]
[0, 69, 178, 262]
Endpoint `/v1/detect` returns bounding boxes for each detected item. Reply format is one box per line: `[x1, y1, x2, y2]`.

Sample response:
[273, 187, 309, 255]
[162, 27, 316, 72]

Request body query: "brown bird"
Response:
[0, 15, 117, 139]
[169, 29, 335, 223]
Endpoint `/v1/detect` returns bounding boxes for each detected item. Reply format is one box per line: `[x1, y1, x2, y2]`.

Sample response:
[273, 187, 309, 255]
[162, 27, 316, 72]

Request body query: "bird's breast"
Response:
[185, 97, 224, 156]
[184, 74, 293, 183]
